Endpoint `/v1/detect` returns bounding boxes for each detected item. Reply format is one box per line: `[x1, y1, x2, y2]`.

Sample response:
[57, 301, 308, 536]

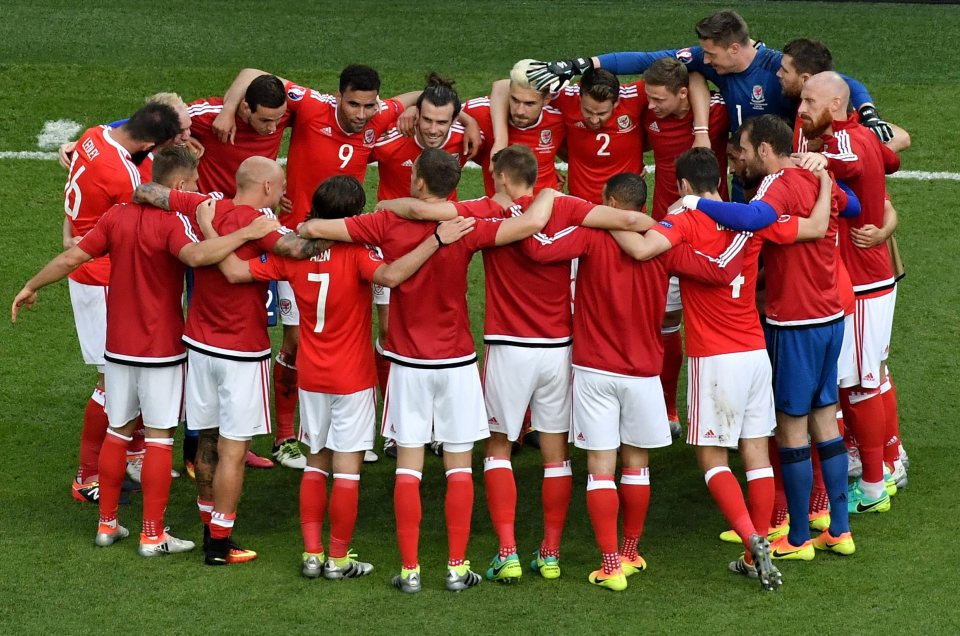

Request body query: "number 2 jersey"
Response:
[248, 245, 383, 394]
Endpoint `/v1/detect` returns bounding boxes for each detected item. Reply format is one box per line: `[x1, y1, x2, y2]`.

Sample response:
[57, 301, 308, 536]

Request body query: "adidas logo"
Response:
[865, 372, 876, 382]
[390, 424, 396, 433]
[648, 121, 660, 132]
[402, 159, 414, 167]
[320, 127, 333, 136]
[577, 432, 585, 441]
[488, 417, 498, 425]
[704, 429, 716, 439]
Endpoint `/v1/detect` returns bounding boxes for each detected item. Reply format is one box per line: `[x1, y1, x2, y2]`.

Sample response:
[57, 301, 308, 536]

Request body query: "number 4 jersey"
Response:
[248, 244, 383, 395]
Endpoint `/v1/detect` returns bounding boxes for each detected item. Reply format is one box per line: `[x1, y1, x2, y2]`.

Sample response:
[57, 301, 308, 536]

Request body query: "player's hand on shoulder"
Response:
[487, 139, 507, 174]
[436, 216, 475, 245]
[791, 152, 827, 173]
[857, 104, 894, 144]
[666, 198, 686, 215]
[691, 132, 711, 150]
[526, 58, 592, 93]
[461, 117, 481, 161]
[243, 215, 281, 240]
[212, 110, 236, 144]
[397, 106, 418, 137]
[195, 199, 218, 237]
[184, 137, 205, 160]
[58, 141, 77, 170]
[279, 195, 293, 216]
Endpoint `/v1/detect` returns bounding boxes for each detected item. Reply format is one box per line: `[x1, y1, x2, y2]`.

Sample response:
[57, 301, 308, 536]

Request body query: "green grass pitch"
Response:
[2, 1, 959, 633]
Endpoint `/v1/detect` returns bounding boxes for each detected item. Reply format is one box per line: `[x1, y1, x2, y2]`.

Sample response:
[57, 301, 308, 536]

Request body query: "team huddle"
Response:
[11, 10, 911, 593]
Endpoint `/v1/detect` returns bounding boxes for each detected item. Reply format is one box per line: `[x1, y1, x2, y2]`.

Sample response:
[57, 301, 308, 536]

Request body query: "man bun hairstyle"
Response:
[675, 147, 722, 195]
[245, 74, 286, 112]
[339, 64, 381, 93]
[309, 175, 367, 220]
[643, 57, 689, 94]
[695, 10, 749, 47]
[581, 68, 620, 104]
[492, 144, 538, 188]
[415, 147, 462, 198]
[417, 72, 461, 118]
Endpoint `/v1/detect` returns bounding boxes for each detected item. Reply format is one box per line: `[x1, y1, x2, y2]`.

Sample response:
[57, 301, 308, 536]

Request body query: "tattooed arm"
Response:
[272, 232, 334, 260]
[132, 182, 171, 209]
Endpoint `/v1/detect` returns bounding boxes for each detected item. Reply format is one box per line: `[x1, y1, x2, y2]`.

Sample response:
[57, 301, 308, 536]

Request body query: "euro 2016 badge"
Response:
[540, 129, 552, 146]
[287, 86, 306, 101]
[364, 129, 375, 144]
[617, 114, 632, 130]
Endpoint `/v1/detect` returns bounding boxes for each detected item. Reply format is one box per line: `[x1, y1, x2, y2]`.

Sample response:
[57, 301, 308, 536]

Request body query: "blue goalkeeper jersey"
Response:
[598, 45, 872, 132]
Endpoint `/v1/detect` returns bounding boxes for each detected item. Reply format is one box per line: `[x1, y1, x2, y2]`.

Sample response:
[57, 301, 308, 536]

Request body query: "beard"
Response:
[800, 109, 832, 140]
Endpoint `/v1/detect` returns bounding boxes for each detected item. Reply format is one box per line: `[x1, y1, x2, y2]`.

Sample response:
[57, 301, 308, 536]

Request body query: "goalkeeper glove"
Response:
[858, 104, 894, 144]
[526, 57, 594, 92]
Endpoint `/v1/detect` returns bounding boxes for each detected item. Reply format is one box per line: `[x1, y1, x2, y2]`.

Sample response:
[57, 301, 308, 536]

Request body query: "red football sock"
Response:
[836, 407, 846, 441]
[880, 377, 901, 466]
[586, 475, 620, 574]
[660, 328, 683, 422]
[540, 460, 572, 558]
[328, 474, 360, 559]
[483, 457, 516, 558]
[810, 447, 828, 514]
[210, 511, 235, 540]
[197, 498, 214, 526]
[619, 468, 650, 560]
[768, 437, 787, 526]
[706, 467, 755, 554]
[97, 430, 130, 524]
[445, 468, 474, 567]
[78, 388, 109, 482]
[394, 470, 422, 570]
[273, 352, 298, 443]
[746, 466, 774, 540]
[141, 439, 174, 538]
[300, 468, 328, 554]
[128, 417, 145, 454]
[374, 350, 390, 398]
[842, 387, 886, 485]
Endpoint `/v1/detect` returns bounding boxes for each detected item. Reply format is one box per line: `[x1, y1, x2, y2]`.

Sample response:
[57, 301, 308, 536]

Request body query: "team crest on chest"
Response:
[540, 129, 553, 146]
[750, 84, 767, 110]
[364, 129, 375, 144]
[617, 114, 632, 130]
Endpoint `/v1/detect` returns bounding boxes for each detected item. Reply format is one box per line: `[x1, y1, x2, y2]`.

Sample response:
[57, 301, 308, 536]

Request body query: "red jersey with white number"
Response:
[652, 208, 763, 356]
[752, 169, 843, 326]
[819, 114, 897, 295]
[643, 94, 729, 219]
[455, 194, 594, 344]
[550, 81, 647, 203]
[248, 244, 382, 394]
[65, 126, 152, 285]
[187, 97, 290, 196]
[463, 97, 566, 196]
[77, 202, 199, 364]
[284, 83, 403, 227]
[169, 190, 288, 359]
[372, 124, 466, 200]
[345, 210, 501, 366]
[523, 204, 734, 376]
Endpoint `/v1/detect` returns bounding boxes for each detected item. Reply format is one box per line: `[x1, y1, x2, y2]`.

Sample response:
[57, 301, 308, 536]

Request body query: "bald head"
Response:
[235, 156, 285, 207]
[797, 71, 849, 140]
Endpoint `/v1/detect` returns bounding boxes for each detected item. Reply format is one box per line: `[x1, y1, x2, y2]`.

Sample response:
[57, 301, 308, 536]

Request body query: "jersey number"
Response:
[307, 272, 330, 333]
[64, 165, 86, 219]
[729, 274, 745, 299]
[735, 105, 743, 128]
[595, 133, 611, 156]
[338, 144, 354, 169]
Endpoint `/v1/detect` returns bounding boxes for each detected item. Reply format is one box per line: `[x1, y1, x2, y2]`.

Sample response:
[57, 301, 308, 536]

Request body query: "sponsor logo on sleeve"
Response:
[658, 220, 674, 228]
[287, 86, 306, 101]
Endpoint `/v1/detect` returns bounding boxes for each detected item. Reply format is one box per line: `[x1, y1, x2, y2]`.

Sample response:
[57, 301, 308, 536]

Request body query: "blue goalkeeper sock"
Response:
[779, 445, 813, 546]
[817, 437, 850, 535]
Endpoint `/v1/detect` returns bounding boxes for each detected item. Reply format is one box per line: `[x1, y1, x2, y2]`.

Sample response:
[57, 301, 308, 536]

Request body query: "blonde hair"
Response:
[510, 59, 546, 93]
[145, 92, 186, 110]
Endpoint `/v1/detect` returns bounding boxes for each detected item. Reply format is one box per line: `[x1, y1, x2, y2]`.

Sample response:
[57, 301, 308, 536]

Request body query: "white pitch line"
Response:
[2, 150, 958, 181]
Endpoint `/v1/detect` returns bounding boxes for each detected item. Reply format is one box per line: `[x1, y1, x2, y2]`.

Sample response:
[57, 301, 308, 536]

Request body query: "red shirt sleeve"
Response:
[372, 98, 404, 130]
[77, 206, 117, 258]
[555, 195, 596, 226]
[165, 212, 200, 256]
[454, 197, 503, 219]
[463, 98, 494, 144]
[283, 82, 312, 116]
[520, 225, 591, 264]
[345, 210, 390, 245]
[649, 210, 694, 246]
[459, 217, 503, 251]
[168, 190, 211, 216]
[355, 244, 385, 283]
[755, 214, 800, 245]
[753, 176, 794, 215]
[880, 143, 900, 175]
[248, 254, 287, 282]
[662, 242, 739, 285]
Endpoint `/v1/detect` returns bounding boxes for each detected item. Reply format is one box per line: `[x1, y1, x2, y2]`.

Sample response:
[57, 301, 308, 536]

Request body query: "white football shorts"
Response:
[185, 349, 271, 441]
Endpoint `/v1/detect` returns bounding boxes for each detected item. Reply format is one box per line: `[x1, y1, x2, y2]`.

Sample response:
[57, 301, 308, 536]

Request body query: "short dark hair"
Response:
[740, 114, 793, 157]
[643, 57, 689, 94]
[728, 126, 745, 150]
[126, 102, 181, 144]
[309, 175, 366, 220]
[492, 144, 537, 187]
[245, 74, 285, 112]
[417, 72, 462, 118]
[415, 148, 461, 197]
[581, 68, 620, 104]
[603, 173, 647, 210]
[675, 147, 721, 195]
[695, 10, 749, 47]
[151, 146, 198, 186]
[782, 38, 833, 75]
[339, 64, 381, 93]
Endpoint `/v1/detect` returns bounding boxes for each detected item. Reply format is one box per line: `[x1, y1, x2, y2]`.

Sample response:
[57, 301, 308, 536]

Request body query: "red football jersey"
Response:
[65, 126, 152, 285]
[752, 169, 843, 326]
[284, 82, 403, 227]
[169, 190, 288, 359]
[372, 124, 467, 200]
[819, 114, 896, 295]
[455, 194, 594, 344]
[463, 97, 566, 196]
[77, 202, 198, 364]
[523, 203, 733, 376]
[187, 97, 290, 196]
[550, 81, 647, 203]
[248, 244, 382, 394]
[652, 208, 762, 357]
[643, 94, 729, 219]
[344, 210, 501, 366]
